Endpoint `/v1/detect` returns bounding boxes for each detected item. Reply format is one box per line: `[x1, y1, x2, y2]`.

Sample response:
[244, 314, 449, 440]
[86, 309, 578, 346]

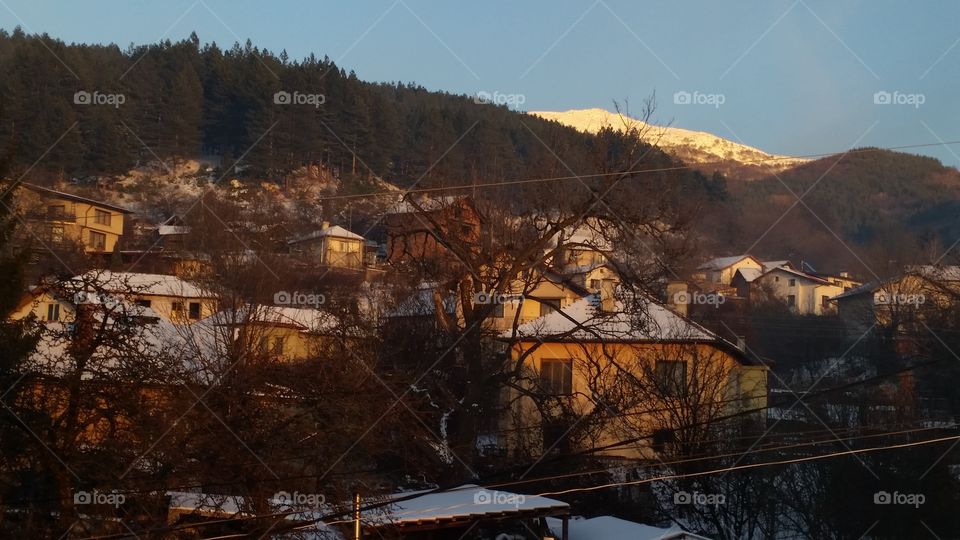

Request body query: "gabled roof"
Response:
[697, 254, 760, 272]
[365, 485, 568, 528]
[21, 183, 133, 213]
[761, 260, 791, 271]
[831, 265, 960, 301]
[206, 305, 339, 334]
[758, 265, 833, 285]
[733, 267, 763, 283]
[504, 292, 716, 343]
[72, 271, 214, 298]
[288, 224, 365, 244]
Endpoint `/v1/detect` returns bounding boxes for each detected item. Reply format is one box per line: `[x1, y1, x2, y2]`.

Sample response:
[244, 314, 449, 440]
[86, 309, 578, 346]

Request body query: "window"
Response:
[822, 295, 830, 308]
[789, 278, 797, 287]
[46, 303, 60, 321]
[89, 230, 107, 251]
[655, 360, 687, 397]
[188, 302, 201, 320]
[491, 303, 504, 318]
[539, 359, 573, 395]
[271, 336, 285, 355]
[48, 205, 66, 219]
[135, 299, 152, 308]
[50, 225, 64, 244]
[540, 298, 561, 317]
[94, 209, 111, 226]
[774, 276, 780, 282]
[589, 279, 601, 290]
[786, 295, 796, 307]
[171, 301, 184, 317]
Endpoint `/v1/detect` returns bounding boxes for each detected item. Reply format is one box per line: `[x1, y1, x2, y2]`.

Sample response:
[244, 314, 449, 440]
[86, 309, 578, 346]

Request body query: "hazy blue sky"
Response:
[2, 0, 958, 166]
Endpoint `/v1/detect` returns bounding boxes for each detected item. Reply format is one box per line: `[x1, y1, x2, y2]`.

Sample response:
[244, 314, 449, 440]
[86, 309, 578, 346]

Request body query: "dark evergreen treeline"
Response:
[0, 27, 707, 191]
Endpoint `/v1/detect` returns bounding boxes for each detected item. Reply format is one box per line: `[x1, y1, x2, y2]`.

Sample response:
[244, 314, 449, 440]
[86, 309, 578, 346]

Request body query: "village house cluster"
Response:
[10, 183, 960, 538]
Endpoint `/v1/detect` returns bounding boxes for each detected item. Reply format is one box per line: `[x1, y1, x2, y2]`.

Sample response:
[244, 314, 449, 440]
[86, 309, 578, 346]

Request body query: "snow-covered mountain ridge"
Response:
[530, 108, 808, 180]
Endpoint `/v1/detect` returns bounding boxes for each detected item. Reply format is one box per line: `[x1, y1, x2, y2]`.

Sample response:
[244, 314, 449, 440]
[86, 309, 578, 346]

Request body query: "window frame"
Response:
[539, 358, 573, 395]
[655, 359, 688, 397]
[94, 209, 112, 226]
[89, 230, 107, 251]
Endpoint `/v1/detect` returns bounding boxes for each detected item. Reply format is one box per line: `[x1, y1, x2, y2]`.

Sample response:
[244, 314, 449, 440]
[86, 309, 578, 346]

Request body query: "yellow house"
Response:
[11, 272, 217, 324]
[287, 222, 366, 269]
[199, 305, 343, 362]
[695, 255, 763, 286]
[833, 265, 960, 335]
[498, 289, 768, 459]
[20, 183, 132, 253]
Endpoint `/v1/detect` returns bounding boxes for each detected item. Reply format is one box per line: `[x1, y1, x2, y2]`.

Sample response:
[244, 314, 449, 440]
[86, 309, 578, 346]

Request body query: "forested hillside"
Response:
[701, 149, 960, 272]
[0, 28, 707, 191]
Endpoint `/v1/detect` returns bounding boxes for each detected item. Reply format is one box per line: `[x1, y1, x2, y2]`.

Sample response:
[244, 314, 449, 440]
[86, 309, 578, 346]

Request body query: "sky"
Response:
[1, 0, 959, 166]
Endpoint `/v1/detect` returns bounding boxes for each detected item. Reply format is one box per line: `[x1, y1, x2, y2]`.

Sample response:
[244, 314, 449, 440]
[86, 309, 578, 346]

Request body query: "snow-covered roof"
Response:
[734, 267, 763, 283]
[761, 260, 791, 271]
[759, 266, 832, 285]
[158, 225, 190, 236]
[72, 271, 213, 299]
[289, 224, 365, 244]
[368, 485, 568, 527]
[207, 305, 340, 334]
[546, 516, 712, 540]
[697, 255, 758, 271]
[504, 292, 717, 343]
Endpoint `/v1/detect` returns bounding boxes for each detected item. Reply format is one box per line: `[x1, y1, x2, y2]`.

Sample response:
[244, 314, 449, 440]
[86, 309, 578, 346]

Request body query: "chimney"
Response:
[666, 281, 688, 317]
[839, 271, 849, 278]
[736, 336, 746, 350]
[599, 278, 617, 313]
[321, 220, 330, 230]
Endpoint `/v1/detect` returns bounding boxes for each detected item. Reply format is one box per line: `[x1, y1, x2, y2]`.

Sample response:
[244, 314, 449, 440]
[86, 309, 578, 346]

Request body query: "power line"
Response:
[315, 140, 960, 202]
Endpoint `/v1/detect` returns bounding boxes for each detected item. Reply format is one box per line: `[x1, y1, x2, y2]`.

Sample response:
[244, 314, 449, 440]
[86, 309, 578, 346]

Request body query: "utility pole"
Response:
[353, 491, 361, 540]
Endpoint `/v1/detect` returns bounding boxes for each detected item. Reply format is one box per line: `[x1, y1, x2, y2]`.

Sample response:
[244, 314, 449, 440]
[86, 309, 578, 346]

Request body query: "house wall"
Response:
[713, 258, 762, 285]
[38, 196, 126, 253]
[499, 340, 767, 459]
[132, 294, 217, 322]
[756, 270, 844, 315]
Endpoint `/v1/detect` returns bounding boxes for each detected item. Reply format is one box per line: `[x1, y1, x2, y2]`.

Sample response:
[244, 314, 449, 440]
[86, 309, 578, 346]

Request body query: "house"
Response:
[195, 305, 344, 362]
[384, 270, 591, 334]
[363, 485, 570, 539]
[287, 221, 366, 269]
[10, 272, 217, 324]
[546, 516, 713, 540]
[695, 255, 763, 285]
[19, 183, 132, 253]
[156, 215, 191, 252]
[498, 286, 768, 458]
[741, 266, 848, 315]
[383, 196, 483, 267]
[832, 265, 960, 335]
